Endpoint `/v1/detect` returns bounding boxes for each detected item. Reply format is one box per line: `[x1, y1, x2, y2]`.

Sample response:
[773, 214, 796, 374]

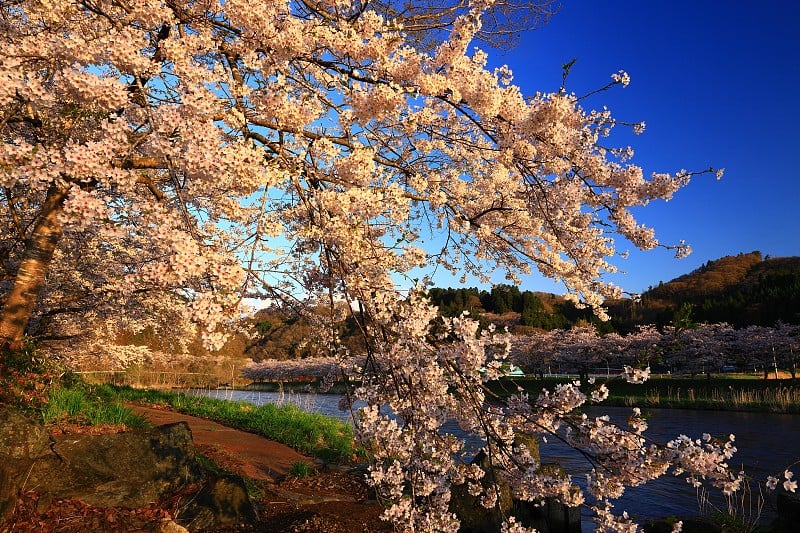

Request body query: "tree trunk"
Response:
[0, 185, 68, 352]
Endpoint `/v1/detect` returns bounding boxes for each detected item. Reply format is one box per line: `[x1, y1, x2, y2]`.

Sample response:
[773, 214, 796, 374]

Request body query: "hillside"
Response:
[609, 251, 800, 328]
[424, 252, 800, 333]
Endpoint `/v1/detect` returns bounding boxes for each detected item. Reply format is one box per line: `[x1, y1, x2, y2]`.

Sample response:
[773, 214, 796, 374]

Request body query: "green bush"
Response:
[42, 387, 87, 423]
[86, 402, 147, 427]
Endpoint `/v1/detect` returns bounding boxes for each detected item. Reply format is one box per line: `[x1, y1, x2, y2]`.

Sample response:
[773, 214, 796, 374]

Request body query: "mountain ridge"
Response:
[425, 251, 800, 332]
[611, 251, 800, 328]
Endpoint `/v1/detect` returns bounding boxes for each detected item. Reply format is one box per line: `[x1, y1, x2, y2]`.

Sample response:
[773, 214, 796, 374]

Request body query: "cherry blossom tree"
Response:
[0, 0, 717, 352]
[0, 0, 743, 530]
[550, 325, 604, 380]
[772, 322, 800, 379]
[660, 322, 734, 376]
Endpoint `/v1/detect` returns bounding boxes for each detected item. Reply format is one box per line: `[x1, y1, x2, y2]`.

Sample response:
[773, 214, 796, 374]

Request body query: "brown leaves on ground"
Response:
[8, 485, 191, 532]
[253, 473, 391, 533]
[7, 470, 391, 532]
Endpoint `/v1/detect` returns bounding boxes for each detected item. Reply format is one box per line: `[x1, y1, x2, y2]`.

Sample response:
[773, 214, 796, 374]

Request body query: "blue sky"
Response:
[441, 0, 800, 295]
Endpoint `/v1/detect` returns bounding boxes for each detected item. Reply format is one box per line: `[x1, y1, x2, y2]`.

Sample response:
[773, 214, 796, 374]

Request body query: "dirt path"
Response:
[131, 404, 312, 481]
[129, 404, 391, 531]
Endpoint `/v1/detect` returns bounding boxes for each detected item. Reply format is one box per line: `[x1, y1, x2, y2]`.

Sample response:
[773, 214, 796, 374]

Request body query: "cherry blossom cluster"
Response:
[766, 470, 798, 493]
[346, 291, 748, 531]
[242, 355, 366, 383]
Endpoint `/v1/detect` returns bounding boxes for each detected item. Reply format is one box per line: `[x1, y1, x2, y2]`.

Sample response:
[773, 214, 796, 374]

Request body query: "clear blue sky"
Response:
[452, 0, 800, 296]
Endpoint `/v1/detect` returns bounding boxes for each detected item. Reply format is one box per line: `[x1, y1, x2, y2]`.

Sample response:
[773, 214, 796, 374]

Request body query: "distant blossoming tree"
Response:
[1, 0, 746, 530]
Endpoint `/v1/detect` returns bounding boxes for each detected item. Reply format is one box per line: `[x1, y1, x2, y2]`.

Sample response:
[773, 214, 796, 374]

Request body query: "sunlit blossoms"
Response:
[765, 469, 798, 493]
[0, 0, 734, 530]
[783, 470, 798, 493]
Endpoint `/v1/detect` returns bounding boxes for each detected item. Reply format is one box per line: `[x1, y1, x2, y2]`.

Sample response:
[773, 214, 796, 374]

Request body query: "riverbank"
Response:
[190, 387, 800, 531]
[242, 376, 800, 414]
[506, 376, 800, 414]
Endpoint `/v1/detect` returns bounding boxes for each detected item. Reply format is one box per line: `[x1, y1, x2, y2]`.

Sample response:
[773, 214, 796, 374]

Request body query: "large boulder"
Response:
[0, 405, 50, 460]
[451, 437, 580, 533]
[179, 474, 258, 530]
[450, 449, 515, 533]
[0, 406, 257, 531]
[25, 422, 203, 508]
[0, 406, 50, 524]
[512, 463, 581, 533]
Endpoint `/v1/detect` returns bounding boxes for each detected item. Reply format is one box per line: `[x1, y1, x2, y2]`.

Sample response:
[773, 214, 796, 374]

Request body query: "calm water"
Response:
[191, 389, 800, 530]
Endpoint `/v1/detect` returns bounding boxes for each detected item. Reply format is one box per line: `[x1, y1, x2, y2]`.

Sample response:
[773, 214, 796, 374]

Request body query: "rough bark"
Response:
[0, 185, 68, 352]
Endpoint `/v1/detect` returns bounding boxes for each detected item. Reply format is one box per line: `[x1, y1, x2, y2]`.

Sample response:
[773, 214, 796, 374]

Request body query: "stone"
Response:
[513, 463, 581, 533]
[0, 463, 17, 525]
[451, 439, 580, 533]
[25, 422, 202, 508]
[35, 492, 53, 515]
[179, 474, 258, 530]
[0, 409, 258, 531]
[0, 406, 49, 525]
[0, 405, 49, 460]
[450, 453, 514, 533]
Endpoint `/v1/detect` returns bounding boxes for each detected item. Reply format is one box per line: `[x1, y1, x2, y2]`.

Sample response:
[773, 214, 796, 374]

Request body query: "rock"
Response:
[0, 406, 50, 525]
[514, 433, 541, 465]
[35, 492, 53, 515]
[0, 463, 17, 525]
[25, 422, 202, 508]
[450, 449, 514, 533]
[0, 408, 258, 531]
[179, 474, 258, 530]
[451, 438, 580, 533]
[513, 463, 581, 533]
[0, 405, 49, 460]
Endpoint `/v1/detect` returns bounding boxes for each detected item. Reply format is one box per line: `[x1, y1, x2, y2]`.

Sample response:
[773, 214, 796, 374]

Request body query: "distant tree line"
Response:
[426, 285, 577, 330]
[242, 253, 800, 361]
[428, 253, 800, 335]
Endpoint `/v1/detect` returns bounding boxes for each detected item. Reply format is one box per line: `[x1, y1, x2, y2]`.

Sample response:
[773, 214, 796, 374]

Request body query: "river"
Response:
[191, 389, 800, 530]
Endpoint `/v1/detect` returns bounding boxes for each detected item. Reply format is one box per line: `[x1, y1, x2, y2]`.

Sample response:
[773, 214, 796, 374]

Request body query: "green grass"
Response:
[289, 460, 317, 478]
[99, 384, 355, 462]
[42, 386, 147, 427]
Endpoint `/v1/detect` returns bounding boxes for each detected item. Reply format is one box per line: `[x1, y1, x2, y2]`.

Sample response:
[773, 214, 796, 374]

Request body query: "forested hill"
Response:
[426, 252, 800, 332]
[609, 251, 800, 329]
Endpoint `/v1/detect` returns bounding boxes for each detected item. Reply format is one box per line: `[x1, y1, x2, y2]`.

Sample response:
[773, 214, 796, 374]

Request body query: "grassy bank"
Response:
[41, 385, 149, 428]
[98, 384, 355, 461]
[1, 350, 355, 462]
[487, 376, 800, 414]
